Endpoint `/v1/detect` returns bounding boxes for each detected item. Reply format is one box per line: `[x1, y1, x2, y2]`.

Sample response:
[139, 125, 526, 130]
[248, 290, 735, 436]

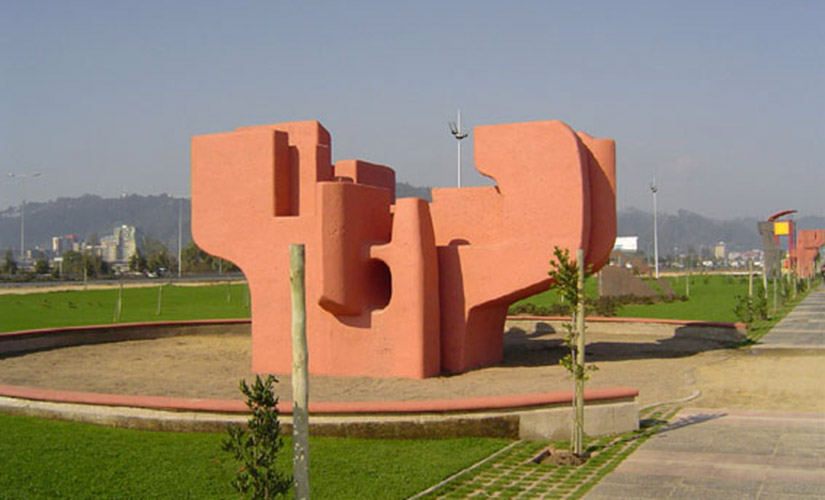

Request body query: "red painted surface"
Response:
[794, 229, 825, 278]
[767, 210, 798, 222]
[191, 120, 616, 378]
[0, 383, 637, 415]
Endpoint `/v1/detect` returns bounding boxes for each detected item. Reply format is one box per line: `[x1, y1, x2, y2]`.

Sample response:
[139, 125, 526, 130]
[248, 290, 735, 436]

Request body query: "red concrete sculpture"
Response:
[191, 120, 616, 378]
[795, 229, 825, 278]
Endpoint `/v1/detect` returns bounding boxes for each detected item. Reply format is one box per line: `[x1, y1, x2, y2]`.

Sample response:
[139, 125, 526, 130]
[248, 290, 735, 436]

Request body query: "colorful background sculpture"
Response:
[192, 120, 616, 378]
[758, 210, 824, 280]
[794, 229, 825, 279]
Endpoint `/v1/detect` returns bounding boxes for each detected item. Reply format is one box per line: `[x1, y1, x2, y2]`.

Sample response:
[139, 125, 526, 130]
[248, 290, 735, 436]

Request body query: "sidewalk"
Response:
[755, 285, 825, 349]
[585, 408, 825, 499]
[586, 286, 825, 499]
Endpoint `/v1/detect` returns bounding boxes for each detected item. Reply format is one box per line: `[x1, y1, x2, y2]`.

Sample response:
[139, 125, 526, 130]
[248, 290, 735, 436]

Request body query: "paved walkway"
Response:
[756, 285, 825, 349]
[587, 286, 825, 499]
[585, 408, 825, 499]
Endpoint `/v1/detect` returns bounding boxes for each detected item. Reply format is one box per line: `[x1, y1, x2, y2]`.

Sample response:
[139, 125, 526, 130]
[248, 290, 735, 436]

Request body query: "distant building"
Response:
[99, 225, 138, 264]
[714, 241, 726, 261]
[52, 234, 79, 256]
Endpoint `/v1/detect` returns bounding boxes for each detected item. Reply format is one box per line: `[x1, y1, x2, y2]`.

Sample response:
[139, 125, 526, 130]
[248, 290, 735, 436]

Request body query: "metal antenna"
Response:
[8, 172, 42, 264]
[449, 109, 468, 187]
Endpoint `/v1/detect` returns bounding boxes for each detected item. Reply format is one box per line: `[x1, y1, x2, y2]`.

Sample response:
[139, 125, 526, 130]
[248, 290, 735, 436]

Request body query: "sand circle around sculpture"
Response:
[4, 320, 820, 413]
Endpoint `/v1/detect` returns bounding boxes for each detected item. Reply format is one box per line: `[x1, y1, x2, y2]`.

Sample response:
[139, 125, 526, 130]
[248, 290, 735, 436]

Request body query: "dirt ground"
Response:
[1, 324, 821, 412]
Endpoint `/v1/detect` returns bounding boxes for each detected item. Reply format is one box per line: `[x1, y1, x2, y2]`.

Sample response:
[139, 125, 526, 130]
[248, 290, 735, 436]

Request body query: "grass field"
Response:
[516, 274, 750, 322]
[0, 283, 511, 498]
[0, 277, 815, 496]
[617, 274, 745, 322]
[516, 272, 817, 340]
[0, 413, 508, 499]
[0, 283, 251, 333]
[0, 275, 806, 330]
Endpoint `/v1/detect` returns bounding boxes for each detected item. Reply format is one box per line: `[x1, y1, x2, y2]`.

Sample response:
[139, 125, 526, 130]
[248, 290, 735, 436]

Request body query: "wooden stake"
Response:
[573, 248, 586, 456]
[290, 244, 310, 499]
[113, 281, 123, 322]
[156, 284, 163, 316]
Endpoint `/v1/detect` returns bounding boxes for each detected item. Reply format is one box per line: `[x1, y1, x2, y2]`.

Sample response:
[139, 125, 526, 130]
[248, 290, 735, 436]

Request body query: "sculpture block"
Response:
[192, 119, 616, 378]
[795, 229, 825, 278]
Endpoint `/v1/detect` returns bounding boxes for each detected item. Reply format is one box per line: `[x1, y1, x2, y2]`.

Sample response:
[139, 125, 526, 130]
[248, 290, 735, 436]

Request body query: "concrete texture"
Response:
[191, 119, 616, 378]
[586, 408, 825, 499]
[587, 287, 825, 499]
[519, 400, 639, 441]
[0, 389, 639, 441]
[755, 285, 825, 349]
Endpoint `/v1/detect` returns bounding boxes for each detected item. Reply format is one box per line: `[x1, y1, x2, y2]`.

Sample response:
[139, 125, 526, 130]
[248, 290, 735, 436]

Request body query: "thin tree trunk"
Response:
[573, 248, 586, 456]
[156, 284, 163, 316]
[773, 277, 778, 314]
[290, 244, 310, 499]
[114, 281, 123, 322]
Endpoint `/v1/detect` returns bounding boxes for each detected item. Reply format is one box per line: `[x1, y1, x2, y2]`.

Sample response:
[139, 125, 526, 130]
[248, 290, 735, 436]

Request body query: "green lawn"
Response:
[0, 276, 791, 330]
[0, 283, 251, 333]
[617, 274, 746, 322]
[0, 413, 508, 499]
[516, 274, 750, 322]
[0, 284, 510, 498]
[0, 277, 815, 497]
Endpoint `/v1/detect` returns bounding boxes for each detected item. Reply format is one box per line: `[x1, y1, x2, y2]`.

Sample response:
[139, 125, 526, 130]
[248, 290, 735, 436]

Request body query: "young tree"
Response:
[223, 375, 291, 499]
[2, 249, 18, 276]
[129, 251, 148, 272]
[33, 258, 50, 275]
[547, 247, 597, 457]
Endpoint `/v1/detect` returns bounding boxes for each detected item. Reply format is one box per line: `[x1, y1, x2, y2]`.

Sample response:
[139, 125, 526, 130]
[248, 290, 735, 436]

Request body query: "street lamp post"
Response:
[8, 172, 42, 265]
[650, 180, 659, 279]
[178, 198, 183, 279]
[449, 109, 469, 188]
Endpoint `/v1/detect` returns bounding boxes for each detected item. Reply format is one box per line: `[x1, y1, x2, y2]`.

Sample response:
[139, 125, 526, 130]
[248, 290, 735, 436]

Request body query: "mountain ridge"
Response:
[1, 190, 822, 257]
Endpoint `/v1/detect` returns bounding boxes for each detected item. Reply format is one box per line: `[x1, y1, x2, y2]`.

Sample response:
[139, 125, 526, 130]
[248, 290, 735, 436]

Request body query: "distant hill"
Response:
[618, 207, 825, 256]
[1, 188, 822, 257]
[396, 181, 432, 201]
[617, 208, 761, 255]
[0, 194, 190, 254]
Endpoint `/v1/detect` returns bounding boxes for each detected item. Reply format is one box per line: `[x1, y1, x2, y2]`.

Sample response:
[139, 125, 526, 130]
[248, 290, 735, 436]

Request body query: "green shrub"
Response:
[222, 375, 291, 499]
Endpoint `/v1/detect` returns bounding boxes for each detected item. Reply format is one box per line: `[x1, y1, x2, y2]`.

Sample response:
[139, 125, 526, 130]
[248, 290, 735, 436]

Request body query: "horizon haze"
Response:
[2, 1, 823, 220]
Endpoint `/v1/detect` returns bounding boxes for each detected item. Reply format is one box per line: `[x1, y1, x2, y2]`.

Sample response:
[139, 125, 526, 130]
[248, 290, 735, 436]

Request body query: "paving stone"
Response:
[679, 475, 762, 493]
[761, 481, 825, 496]
[585, 483, 673, 498]
[668, 486, 758, 499]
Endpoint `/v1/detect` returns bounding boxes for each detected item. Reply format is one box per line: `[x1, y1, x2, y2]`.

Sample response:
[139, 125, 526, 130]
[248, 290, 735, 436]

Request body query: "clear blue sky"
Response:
[1, 0, 823, 219]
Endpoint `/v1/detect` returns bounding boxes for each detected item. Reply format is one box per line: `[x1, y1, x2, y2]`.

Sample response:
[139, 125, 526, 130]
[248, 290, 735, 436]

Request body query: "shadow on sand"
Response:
[502, 325, 743, 368]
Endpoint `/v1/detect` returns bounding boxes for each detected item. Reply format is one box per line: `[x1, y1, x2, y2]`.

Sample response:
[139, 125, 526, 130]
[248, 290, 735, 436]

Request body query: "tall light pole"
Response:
[8, 172, 42, 264]
[650, 179, 659, 279]
[177, 197, 183, 279]
[449, 109, 468, 188]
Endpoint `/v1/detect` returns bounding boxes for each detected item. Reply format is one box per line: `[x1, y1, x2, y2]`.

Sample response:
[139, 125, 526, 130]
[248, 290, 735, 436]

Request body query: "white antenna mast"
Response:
[449, 109, 468, 187]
